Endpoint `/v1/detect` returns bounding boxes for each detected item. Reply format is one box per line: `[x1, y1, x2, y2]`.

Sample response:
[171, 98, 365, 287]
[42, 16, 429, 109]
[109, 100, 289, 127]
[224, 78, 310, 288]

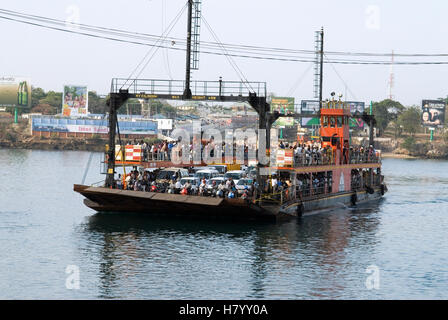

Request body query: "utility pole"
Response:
[389, 50, 394, 100]
[313, 28, 324, 108]
[319, 27, 324, 111]
[183, 0, 193, 99]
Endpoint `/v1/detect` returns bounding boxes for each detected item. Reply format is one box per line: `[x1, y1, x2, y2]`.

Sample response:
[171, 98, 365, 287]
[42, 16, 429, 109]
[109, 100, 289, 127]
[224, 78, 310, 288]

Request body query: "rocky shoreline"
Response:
[375, 138, 448, 160]
[0, 137, 105, 152]
[1, 122, 447, 159]
[0, 122, 105, 152]
[381, 153, 417, 159]
[1, 137, 447, 160]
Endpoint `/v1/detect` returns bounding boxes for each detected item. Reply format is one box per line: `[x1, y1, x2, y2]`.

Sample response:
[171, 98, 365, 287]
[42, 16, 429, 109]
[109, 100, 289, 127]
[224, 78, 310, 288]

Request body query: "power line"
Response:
[324, 54, 357, 100]
[2, 8, 448, 65]
[122, 2, 187, 88]
[162, 0, 174, 80]
[286, 64, 313, 97]
[2, 8, 447, 58]
[201, 14, 254, 92]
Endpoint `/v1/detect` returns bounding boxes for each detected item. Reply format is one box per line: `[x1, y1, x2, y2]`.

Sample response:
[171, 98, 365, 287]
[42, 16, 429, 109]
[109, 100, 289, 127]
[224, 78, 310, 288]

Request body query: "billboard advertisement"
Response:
[300, 100, 365, 129]
[346, 101, 366, 129]
[62, 85, 88, 117]
[422, 100, 446, 128]
[0, 76, 31, 108]
[271, 97, 295, 127]
[349, 118, 365, 129]
[300, 100, 319, 128]
[32, 117, 157, 135]
[346, 101, 365, 115]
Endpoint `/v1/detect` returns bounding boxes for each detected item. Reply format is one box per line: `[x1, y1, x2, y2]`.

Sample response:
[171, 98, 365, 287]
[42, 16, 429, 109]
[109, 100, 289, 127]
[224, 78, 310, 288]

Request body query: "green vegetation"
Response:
[371, 99, 445, 139]
[88, 91, 108, 114]
[402, 136, 416, 152]
[442, 130, 448, 144]
[26, 87, 177, 117]
[31, 87, 46, 108]
[31, 103, 56, 115]
[371, 99, 448, 157]
[397, 106, 421, 136]
[371, 99, 405, 135]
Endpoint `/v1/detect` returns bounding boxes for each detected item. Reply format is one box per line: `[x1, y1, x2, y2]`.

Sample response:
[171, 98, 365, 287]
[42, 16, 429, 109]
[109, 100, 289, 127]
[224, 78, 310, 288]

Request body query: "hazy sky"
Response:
[1, 0, 447, 106]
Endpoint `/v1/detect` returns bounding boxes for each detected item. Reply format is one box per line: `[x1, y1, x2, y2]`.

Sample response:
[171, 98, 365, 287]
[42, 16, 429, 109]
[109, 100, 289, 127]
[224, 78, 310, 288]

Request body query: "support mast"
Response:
[319, 27, 324, 110]
[183, 0, 193, 99]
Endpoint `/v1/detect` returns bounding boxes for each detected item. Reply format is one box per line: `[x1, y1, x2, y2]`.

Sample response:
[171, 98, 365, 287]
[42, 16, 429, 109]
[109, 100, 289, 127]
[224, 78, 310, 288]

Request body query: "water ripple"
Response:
[0, 151, 447, 299]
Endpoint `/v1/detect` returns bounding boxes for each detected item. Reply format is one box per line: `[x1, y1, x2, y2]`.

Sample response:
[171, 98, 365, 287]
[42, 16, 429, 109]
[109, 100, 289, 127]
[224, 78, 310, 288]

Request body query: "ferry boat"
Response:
[73, 1, 387, 220]
[74, 94, 387, 221]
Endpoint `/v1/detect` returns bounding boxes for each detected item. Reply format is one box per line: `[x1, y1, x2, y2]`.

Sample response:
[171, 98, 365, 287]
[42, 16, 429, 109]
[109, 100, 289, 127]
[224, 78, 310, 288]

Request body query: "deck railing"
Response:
[114, 146, 381, 167]
[110, 78, 267, 98]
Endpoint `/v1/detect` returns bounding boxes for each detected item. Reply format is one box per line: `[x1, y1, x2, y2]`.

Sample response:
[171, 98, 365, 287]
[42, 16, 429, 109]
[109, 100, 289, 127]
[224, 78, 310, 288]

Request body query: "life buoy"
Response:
[351, 192, 358, 206]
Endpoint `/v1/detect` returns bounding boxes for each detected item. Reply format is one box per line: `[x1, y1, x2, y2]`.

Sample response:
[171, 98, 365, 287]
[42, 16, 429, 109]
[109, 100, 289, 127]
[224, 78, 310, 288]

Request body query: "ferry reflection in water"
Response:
[80, 200, 382, 299]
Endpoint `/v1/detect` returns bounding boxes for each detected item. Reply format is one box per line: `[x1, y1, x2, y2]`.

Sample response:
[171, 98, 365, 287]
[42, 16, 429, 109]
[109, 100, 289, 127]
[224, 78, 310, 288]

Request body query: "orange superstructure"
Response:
[320, 98, 351, 151]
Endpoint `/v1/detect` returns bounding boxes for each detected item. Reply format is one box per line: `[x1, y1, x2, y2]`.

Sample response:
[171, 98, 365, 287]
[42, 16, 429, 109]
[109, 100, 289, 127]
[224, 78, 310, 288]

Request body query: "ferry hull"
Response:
[74, 185, 279, 221]
[74, 184, 386, 221]
[280, 187, 384, 217]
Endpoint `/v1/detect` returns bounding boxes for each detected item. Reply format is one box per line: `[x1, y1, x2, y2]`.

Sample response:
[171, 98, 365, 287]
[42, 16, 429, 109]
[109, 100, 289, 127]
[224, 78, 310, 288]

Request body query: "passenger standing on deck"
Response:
[142, 172, 149, 191]
[368, 145, 374, 162]
[154, 144, 159, 160]
[175, 179, 182, 194]
[271, 176, 278, 193]
[142, 140, 147, 161]
[167, 141, 173, 160]
[199, 178, 207, 195]
[217, 181, 226, 198]
[116, 174, 123, 189]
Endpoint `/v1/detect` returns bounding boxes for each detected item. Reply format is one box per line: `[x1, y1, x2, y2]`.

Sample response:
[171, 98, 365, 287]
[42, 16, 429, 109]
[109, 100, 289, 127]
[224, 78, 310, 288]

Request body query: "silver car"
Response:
[235, 178, 253, 195]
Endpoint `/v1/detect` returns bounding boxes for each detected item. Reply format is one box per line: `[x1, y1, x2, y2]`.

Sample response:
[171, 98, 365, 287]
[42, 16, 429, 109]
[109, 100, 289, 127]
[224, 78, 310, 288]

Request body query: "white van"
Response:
[207, 165, 227, 174]
[224, 170, 245, 184]
[194, 169, 220, 182]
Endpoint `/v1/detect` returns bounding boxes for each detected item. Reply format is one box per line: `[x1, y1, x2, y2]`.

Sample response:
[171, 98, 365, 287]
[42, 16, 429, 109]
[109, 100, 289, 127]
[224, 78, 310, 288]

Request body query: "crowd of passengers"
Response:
[264, 174, 329, 199]
[114, 167, 338, 202]
[115, 168, 256, 200]
[282, 141, 379, 166]
[124, 138, 379, 167]
[124, 139, 252, 162]
[351, 168, 383, 190]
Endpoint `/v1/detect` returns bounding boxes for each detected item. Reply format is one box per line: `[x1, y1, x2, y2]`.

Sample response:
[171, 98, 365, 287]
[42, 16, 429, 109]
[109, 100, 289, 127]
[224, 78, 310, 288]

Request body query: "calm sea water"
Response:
[0, 149, 447, 299]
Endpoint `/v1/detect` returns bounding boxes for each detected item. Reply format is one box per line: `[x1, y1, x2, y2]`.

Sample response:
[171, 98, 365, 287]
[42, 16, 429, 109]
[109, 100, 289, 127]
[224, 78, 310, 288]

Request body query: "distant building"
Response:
[177, 104, 196, 111]
[30, 115, 158, 139]
[156, 118, 173, 135]
[21, 113, 42, 119]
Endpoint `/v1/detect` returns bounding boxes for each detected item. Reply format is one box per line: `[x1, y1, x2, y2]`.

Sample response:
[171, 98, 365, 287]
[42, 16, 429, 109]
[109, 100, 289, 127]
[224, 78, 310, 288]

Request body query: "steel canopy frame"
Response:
[110, 78, 267, 102]
[104, 79, 277, 188]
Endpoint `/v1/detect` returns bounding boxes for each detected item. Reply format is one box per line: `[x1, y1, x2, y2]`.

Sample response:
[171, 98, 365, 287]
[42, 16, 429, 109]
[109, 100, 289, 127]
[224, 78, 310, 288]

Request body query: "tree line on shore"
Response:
[3, 87, 177, 117]
[372, 98, 448, 137]
[371, 99, 448, 156]
[2, 87, 447, 146]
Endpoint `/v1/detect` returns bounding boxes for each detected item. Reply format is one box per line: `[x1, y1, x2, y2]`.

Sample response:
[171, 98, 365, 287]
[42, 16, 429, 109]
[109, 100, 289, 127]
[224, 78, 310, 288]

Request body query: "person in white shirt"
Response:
[271, 176, 278, 193]
[175, 179, 182, 194]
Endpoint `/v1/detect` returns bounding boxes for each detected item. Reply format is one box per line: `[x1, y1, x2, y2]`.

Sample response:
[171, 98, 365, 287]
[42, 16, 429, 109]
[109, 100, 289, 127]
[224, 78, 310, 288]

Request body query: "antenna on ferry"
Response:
[319, 28, 324, 111]
[183, 0, 202, 100]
